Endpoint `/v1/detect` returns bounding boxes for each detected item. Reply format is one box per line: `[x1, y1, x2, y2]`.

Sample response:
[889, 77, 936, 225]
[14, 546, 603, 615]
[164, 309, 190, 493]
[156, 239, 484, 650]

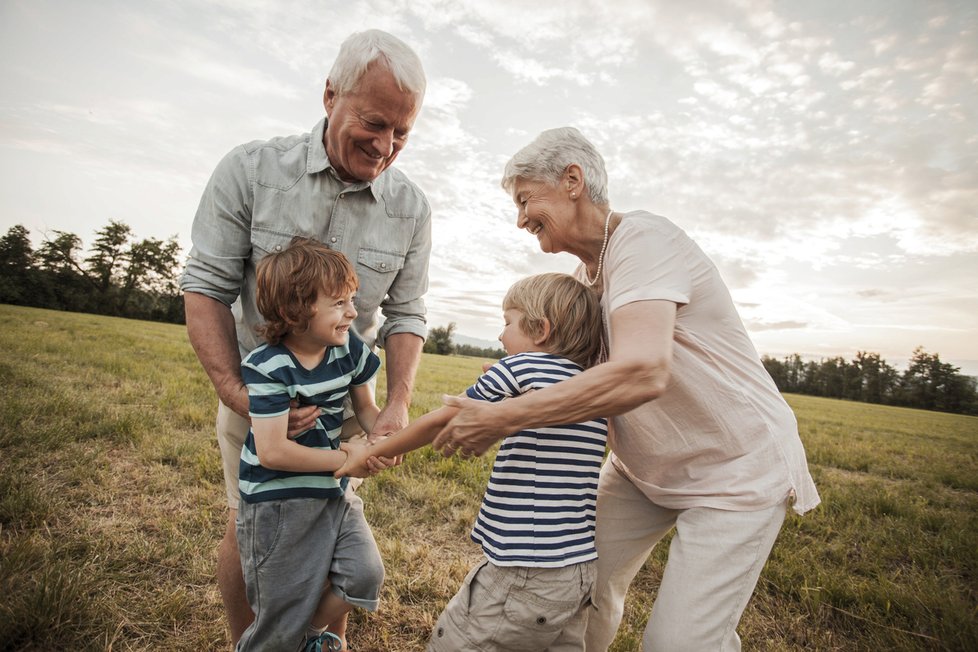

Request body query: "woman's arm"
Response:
[252, 413, 348, 472]
[433, 300, 676, 455]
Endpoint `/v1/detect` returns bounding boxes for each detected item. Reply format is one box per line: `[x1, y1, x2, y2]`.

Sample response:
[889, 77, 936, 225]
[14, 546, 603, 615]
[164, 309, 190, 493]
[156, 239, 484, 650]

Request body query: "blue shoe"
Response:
[304, 630, 343, 652]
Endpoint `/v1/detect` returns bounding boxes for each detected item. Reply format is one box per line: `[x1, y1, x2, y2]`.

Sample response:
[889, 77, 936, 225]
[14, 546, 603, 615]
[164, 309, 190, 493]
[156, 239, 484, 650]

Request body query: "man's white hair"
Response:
[328, 29, 426, 98]
[501, 127, 609, 205]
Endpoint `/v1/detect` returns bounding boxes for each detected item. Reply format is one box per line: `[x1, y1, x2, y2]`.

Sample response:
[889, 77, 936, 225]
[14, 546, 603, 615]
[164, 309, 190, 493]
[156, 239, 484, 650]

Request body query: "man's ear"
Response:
[533, 318, 552, 346]
[323, 79, 336, 114]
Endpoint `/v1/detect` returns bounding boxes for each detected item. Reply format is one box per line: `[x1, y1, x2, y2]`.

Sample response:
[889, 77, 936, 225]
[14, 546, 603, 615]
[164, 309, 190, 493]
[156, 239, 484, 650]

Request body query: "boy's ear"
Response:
[532, 318, 552, 346]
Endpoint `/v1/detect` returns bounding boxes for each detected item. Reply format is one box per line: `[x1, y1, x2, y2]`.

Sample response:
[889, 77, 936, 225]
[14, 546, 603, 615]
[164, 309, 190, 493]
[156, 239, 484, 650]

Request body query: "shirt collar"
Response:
[307, 117, 383, 202]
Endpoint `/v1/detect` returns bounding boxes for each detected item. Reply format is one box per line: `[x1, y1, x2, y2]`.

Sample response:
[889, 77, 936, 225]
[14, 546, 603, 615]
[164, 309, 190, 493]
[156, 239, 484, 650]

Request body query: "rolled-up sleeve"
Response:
[180, 146, 254, 306]
[376, 200, 431, 346]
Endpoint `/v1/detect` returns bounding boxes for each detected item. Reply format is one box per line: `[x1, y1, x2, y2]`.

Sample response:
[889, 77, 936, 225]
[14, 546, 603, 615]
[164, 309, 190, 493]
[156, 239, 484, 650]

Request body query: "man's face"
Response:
[323, 62, 420, 183]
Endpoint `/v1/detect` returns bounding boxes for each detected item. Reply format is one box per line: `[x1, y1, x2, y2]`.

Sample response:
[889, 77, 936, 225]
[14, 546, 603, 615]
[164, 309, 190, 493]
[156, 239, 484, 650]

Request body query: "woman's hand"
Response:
[432, 394, 508, 457]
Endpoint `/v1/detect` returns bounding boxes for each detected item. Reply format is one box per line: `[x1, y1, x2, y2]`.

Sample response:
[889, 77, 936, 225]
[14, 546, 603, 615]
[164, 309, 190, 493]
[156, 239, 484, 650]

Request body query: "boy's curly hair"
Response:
[254, 237, 358, 345]
[503, 272, 604, 368]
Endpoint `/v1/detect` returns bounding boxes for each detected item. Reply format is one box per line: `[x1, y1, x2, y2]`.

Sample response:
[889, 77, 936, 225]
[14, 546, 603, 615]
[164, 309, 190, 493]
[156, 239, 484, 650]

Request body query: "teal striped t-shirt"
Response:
[239, 334, 380, 503]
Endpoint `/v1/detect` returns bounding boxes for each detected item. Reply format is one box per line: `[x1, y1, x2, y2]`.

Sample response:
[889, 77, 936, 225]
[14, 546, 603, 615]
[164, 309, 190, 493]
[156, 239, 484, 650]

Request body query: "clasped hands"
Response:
[335, 439, 395, 479]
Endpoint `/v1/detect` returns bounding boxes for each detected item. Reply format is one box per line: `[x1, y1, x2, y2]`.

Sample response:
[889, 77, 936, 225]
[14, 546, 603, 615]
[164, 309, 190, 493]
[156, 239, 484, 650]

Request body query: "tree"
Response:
[37, 230, 86, 276]
[766, 347, 975, 415]
[456, 343, 506, 359]
[852, 351, 898, 404]
[86, 220, 133, 292]
[3, 222, 186, 324]
[72, 221, 182, 315]
[119, 235, 182, 310]
[899, 347, 974, 413]
[425, 322, 457, 355]
[0, 225, 36, 303]
[0, 224, 34, 271]
[762, 355, 786, 389]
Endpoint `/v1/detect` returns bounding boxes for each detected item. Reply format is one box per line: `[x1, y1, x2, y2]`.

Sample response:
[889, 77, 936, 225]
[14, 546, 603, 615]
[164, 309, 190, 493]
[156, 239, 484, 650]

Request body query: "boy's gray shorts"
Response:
[427, 558, 596, 652]
[236, 492, 384, 651]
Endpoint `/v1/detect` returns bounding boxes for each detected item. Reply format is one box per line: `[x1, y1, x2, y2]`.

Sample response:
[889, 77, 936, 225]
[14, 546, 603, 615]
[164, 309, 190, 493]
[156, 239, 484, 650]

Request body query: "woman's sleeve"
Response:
[605, 219, 692, 313]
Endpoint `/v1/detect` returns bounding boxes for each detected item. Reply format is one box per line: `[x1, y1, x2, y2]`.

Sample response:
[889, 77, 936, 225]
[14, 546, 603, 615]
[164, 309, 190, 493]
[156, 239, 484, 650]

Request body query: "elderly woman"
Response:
[435, 127, 820, 652]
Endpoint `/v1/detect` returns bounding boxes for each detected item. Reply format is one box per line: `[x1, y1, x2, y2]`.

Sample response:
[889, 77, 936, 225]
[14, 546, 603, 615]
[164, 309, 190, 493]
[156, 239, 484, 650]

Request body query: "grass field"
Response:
[1, 304, 976, 651]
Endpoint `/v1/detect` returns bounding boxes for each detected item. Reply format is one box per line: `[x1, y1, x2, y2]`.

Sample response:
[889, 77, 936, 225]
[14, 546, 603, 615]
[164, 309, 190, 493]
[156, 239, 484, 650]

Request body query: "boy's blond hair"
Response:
[254, 237, 358, 345]
[503, 273, 604, 368]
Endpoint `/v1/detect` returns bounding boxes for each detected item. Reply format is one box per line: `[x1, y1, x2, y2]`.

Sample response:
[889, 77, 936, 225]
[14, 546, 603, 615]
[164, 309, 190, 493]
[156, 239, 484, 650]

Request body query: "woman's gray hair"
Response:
[502, 127, 609, 205]
[328, 29, 426, 99]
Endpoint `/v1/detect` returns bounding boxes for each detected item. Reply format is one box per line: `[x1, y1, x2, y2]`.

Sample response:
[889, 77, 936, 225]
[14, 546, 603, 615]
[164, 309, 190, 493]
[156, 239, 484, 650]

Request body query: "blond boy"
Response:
[338, 272, 607, 651]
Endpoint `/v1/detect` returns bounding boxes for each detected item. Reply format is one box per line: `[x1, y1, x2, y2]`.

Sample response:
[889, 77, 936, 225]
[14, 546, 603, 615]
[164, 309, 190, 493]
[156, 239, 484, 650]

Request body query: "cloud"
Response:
[407, 0, 646, 87]
[817, 52, 856, 75]
[148, 49, 303, 98]
[856, 289, 888, 298]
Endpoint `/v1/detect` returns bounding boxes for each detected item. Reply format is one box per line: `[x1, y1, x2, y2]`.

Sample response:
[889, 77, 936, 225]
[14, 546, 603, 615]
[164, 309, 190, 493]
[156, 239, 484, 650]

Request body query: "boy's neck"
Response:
[282, 333, 327, 370]
[510, 346, 557, 357]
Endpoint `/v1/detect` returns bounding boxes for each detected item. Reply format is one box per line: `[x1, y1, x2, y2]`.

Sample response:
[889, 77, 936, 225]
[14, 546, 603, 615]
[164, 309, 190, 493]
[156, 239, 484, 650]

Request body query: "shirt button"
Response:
[380, 262, 386, 269]
[274, 245, 282, 251]
[330, 237, 337, 243]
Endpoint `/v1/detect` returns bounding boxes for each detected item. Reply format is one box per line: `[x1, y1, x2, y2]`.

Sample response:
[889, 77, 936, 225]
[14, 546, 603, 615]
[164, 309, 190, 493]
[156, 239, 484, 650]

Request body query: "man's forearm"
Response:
[381, 332, 423, 409]
[184, 291, 248, 416]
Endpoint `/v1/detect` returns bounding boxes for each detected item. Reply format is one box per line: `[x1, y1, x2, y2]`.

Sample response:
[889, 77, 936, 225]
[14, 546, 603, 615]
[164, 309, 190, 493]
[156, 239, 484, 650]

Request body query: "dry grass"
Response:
[1, 304, 976, 651]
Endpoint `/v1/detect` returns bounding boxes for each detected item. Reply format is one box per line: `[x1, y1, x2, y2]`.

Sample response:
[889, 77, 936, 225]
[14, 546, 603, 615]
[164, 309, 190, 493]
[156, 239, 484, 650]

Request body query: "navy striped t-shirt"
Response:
[466, 352, 608, 567]
[239, 334, 380, 503]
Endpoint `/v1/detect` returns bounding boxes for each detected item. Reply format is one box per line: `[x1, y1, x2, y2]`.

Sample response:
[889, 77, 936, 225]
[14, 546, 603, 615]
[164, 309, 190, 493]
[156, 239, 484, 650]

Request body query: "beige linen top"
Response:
[583, 211, 820, 515]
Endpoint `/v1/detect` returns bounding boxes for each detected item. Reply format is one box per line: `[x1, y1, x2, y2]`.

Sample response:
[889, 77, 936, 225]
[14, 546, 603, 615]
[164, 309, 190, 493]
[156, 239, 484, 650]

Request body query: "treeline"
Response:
[762, 348, 977, 415]
[0, 222, 184, 324]
[424, 322, 506, 359]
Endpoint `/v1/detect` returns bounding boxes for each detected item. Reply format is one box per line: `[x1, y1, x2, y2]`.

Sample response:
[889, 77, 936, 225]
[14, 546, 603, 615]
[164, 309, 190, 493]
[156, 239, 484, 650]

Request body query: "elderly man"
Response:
[180, 29, 430, 647]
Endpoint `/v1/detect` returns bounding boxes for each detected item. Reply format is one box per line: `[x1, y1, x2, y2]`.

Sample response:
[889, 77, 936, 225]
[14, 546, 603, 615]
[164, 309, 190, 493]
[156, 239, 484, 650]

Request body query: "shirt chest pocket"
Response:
[356, 248, 405, 312]
[251, 228, 300, 259]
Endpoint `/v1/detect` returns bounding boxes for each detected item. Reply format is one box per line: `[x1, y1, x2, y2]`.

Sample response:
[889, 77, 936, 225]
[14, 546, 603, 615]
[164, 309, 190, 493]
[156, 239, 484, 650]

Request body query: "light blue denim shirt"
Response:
[181, 118, 431, 357]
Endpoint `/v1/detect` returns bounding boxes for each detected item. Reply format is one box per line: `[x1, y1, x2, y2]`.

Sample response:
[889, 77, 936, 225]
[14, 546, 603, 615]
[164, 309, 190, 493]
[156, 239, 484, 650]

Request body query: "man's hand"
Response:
[287, 399, 321, 439]
[366, 402, 408, 468]
[368, 401, 409, 439]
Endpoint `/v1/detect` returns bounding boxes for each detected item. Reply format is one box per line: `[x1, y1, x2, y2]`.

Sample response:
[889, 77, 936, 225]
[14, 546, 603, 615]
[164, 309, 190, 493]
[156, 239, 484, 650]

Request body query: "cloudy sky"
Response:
[1, 0, 976, 374]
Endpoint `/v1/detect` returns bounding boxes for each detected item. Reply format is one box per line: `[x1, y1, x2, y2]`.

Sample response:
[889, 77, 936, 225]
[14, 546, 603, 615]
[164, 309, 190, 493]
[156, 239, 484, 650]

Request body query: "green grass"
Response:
[1, 304, 976, 651]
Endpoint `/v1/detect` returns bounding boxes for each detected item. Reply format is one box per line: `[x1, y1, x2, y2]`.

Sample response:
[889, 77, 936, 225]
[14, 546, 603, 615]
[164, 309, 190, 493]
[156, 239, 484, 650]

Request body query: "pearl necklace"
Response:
[584, 209, 614, 287]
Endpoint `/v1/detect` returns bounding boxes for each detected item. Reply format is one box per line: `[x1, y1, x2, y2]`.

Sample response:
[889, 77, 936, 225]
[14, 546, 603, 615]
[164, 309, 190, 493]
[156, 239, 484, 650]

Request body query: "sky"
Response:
[1, 0, 976, 374]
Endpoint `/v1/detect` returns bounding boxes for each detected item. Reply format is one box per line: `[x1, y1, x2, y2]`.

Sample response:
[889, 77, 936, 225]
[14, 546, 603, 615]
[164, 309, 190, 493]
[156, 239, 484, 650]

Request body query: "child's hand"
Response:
[335, 441, 373, 478]
[365, 433, 403, 470]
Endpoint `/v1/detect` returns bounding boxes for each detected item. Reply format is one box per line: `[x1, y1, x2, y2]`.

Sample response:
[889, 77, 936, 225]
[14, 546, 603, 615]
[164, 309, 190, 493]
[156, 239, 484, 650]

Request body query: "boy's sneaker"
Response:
[304, 630, 343, 652]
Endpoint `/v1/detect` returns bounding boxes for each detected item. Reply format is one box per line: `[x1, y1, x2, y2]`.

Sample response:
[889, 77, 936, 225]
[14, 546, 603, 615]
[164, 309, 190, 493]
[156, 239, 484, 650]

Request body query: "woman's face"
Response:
[512, 177, 575, 255]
